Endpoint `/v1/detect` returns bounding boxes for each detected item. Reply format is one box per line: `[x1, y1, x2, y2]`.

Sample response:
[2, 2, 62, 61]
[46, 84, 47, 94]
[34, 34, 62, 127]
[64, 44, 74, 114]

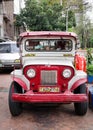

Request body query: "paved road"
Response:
[0, 70, 93, 130]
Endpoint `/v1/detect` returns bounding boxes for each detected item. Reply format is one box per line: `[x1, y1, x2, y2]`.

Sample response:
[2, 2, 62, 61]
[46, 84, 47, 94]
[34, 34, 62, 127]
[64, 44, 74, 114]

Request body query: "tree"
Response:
[15, 0, 76, 31]
[62, 0, 92, 48]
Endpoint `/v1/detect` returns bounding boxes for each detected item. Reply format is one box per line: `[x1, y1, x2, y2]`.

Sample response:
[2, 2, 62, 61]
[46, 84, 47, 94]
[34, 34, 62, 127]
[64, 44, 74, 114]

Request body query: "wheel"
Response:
[8, 82, 23, 116]
[74, 84, 88, 116]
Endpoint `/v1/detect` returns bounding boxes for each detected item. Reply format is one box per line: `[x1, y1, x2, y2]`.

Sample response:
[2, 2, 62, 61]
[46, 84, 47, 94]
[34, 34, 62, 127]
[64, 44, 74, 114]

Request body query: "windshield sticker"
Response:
[63, 54, 73, 57]
[25, 53, 36, 57]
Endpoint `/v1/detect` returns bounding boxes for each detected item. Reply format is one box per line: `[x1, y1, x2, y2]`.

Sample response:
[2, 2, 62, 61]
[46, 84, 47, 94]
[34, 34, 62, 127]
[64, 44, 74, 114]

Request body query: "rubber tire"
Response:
[74, 84, 88, 116]
[8, 82, 22, 116]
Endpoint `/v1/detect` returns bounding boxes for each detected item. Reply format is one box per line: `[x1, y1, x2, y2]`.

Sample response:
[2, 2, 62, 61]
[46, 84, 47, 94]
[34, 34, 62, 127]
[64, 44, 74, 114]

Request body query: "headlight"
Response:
[27, 69, 36, 78]
[62, 69, 72, 78]
[14, 59, 20, 63]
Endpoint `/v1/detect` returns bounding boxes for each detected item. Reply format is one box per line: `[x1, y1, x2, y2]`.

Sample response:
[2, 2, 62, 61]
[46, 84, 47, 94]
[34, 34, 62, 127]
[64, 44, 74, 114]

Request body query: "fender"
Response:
[12, 77, 28, 91]
[70, 78, 87, 91]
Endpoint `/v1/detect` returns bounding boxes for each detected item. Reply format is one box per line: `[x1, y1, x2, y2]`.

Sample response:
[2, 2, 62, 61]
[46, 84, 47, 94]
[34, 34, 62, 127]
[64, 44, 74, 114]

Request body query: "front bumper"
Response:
[12, 90, 88, 103]
[0, 63, 20, 69]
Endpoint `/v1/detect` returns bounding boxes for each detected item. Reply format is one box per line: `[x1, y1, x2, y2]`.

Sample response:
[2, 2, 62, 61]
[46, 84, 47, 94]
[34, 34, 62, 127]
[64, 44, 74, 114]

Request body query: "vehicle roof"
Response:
[0, 41, 16, 44]
[19, 31, 78, 39]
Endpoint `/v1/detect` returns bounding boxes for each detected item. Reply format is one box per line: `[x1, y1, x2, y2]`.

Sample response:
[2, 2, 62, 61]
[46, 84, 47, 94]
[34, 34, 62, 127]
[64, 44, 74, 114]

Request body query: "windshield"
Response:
[11, 44, 19, 53]
[25, 39, 72, 52]
[0, 43, 19, 53]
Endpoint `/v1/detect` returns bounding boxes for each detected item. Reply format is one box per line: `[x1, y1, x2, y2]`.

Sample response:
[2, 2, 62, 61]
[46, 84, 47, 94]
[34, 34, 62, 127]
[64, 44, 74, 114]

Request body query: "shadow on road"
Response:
[16, 103, 75, 128]
[22, 103, 75, 116]
[0, 69, 13, 74]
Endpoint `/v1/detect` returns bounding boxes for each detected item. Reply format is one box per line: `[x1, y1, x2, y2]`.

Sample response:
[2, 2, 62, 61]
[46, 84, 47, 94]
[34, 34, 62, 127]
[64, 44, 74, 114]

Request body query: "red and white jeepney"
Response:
[8, 31, 88, 116]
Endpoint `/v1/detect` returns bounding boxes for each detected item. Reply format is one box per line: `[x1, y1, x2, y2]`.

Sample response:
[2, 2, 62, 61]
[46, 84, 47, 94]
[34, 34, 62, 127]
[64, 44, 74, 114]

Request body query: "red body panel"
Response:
[23, 65, 74, 92]
[13, 76, 87, 103]
[19, 31, 77, 41]
[13, 77, 28, 91]
[12, 90, 88, 103]
[71, 78, 87, 91]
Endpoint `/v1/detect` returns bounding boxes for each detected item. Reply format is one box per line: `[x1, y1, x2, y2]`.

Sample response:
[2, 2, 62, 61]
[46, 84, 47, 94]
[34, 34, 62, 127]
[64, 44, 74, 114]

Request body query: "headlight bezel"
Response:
[26, 68, 36, 78]
[62, 68, 72, 78]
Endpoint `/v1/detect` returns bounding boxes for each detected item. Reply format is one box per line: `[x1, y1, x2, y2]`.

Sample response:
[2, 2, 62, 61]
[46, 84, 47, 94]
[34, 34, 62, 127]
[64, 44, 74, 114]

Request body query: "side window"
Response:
[56, 40, 72, 51]
[25, 40, 41, 51]
[0, 44, 11, 53]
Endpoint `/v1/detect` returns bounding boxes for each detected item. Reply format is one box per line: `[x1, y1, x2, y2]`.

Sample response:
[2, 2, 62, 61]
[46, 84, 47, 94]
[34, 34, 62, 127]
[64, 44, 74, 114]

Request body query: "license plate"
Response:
[39, 87, 60, 92]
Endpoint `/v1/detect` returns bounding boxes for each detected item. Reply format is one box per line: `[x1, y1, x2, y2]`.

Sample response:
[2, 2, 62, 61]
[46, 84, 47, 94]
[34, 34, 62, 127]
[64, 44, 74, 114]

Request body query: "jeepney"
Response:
[8, 31, 88, 116]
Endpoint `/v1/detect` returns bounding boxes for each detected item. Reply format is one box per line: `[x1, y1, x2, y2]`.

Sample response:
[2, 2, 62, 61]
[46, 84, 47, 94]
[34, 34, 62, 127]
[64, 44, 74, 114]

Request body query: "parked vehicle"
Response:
[8, 31, 88, 116]
[88, 86, 93, 109]
[0, 37, 6, 42]
[0, 41, 20, 70]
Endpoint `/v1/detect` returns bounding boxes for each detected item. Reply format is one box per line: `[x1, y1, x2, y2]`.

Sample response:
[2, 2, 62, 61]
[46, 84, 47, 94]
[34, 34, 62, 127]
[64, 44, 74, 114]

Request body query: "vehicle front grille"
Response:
[41, 70, 57, 85]
[1, 60, 14, 63]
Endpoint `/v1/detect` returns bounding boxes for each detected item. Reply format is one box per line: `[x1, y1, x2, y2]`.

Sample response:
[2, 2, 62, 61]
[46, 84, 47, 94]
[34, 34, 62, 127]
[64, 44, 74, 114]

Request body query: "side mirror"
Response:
[16, 38, 20, 47]
[75, 42, 80, 50]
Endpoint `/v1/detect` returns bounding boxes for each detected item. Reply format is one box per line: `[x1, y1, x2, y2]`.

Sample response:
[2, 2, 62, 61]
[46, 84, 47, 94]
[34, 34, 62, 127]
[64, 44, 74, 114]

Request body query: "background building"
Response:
[14, 0, 25, 14]
[0, 0, 14, 40]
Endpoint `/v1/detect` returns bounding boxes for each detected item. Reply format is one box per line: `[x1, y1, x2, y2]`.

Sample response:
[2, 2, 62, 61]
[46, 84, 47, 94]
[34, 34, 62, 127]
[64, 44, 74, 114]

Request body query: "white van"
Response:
[0, 41, 20, 70]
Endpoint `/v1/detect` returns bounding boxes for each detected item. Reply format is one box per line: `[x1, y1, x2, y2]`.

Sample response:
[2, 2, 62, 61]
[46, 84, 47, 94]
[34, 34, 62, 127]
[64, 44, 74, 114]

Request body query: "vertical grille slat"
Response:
[41, 70, 57, 85]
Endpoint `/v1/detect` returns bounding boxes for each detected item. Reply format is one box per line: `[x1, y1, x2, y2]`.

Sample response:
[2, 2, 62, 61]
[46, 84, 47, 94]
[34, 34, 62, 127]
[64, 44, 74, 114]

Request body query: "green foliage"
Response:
[88, 37, 93, 48]
[15, 0, 76, 31]
[14, 15, 24, 27]
[40, 0, 60, 5]
[87, 64, 93, 76]
[68, 10, 76, 28]
[87, 48, 93, 65]
[87, 48, 93, 75]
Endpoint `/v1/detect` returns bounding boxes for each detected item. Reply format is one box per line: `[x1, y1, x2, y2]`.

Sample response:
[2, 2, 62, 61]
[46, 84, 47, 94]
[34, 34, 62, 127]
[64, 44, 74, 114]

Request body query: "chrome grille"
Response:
[41, 70, 57, 85]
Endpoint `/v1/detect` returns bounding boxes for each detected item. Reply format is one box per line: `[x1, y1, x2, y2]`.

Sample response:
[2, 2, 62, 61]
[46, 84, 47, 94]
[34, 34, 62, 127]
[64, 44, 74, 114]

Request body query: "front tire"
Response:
[8, 82, 22, 116]
[74, 84, 88, 116]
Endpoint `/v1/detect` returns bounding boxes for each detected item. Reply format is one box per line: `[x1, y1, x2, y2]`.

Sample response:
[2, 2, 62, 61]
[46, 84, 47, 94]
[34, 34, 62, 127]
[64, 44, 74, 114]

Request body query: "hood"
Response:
[23, 59, 74, 68]
[0, 53, 20, 62]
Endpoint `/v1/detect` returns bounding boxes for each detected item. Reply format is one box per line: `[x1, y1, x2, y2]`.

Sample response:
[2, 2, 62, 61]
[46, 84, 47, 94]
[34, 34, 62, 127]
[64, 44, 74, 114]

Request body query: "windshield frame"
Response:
[25, 39, 73, 52]
[0, 42, 19, 53]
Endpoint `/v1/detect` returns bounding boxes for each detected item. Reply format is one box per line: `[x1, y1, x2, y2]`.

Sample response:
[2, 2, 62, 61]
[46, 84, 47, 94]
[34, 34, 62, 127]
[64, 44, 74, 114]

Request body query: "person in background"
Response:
[35, 41, 43, 50]
[56, 40, 65, 50]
